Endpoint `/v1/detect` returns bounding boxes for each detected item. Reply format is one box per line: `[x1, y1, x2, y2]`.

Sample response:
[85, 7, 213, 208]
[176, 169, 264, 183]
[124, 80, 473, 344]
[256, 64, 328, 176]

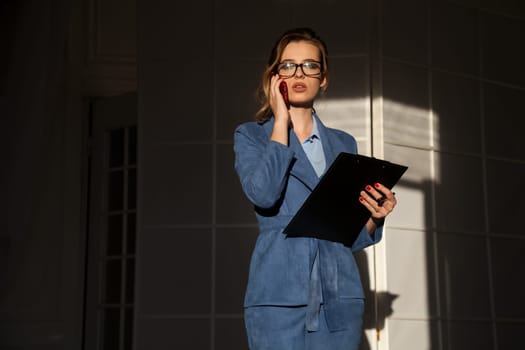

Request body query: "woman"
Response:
[233, 27, 397, 350]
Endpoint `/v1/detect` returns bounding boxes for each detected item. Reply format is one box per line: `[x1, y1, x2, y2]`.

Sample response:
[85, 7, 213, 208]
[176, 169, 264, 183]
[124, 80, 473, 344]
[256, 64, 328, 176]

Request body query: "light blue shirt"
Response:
[301, 116, 326, 177]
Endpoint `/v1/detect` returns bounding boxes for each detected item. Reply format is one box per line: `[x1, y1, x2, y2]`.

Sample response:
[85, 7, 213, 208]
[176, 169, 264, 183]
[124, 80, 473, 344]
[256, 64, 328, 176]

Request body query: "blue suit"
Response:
[234, 114, 383, 347]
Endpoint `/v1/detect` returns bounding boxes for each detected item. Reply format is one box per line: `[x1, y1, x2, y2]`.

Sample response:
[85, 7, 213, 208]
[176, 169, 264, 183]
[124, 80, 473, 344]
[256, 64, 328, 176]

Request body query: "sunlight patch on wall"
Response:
[313, 96, 437, 350]
[314, 97, 371, 154]
[383, 98, 434, 150]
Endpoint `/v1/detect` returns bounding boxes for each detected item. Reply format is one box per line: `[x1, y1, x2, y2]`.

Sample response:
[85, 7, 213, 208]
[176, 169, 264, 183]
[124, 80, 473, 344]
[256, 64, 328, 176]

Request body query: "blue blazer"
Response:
[234, 114, 383, 331]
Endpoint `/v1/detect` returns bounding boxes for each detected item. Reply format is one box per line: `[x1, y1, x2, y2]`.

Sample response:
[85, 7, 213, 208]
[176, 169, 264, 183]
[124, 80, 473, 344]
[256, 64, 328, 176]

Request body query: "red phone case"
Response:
[279, 81, 290, 109]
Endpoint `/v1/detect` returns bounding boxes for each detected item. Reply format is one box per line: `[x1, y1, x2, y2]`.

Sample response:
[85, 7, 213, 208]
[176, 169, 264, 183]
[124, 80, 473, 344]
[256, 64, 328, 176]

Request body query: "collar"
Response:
[303, 114, 321, 144]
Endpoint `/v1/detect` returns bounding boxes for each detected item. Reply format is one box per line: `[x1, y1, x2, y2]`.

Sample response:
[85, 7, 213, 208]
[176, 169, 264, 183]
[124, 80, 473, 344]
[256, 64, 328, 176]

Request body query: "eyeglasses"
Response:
[276, 61, 322, 78]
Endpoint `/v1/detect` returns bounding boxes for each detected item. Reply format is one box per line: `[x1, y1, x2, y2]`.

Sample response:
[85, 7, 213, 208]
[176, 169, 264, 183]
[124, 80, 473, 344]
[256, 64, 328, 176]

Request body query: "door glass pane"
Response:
[102, 308, 120, 350]
[128, 126, 137, 165]
[127, 213, 136, 254]
[125, 258, 135, 303]
[107, 215, 123, 255]
[108, 171, 124, 211]
[127, 168, 136, 210]
[105, 259, 122, 304]
[109, 128, 125, 167]
[124, 308, 134, 349]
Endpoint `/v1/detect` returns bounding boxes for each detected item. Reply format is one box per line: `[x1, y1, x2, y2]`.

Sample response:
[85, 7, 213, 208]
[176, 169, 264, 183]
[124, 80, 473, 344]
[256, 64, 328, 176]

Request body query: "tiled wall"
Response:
[382, 0, 525, 349]
[137, 0, 525, 349]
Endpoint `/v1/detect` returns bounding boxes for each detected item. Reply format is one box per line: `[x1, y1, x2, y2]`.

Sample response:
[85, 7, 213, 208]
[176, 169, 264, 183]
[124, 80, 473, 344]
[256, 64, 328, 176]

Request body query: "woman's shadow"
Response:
[355, 250, 398, 350]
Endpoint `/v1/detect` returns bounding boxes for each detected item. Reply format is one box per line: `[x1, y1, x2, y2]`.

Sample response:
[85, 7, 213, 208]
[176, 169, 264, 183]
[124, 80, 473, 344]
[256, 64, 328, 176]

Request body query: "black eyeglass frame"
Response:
[276, 61, 323, 78]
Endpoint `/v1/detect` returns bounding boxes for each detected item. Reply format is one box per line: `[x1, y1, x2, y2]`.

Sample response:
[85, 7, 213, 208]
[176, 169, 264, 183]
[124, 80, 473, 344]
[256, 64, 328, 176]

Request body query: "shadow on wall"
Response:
[355, 174, 432, 350]
[356, 250, 398, 350]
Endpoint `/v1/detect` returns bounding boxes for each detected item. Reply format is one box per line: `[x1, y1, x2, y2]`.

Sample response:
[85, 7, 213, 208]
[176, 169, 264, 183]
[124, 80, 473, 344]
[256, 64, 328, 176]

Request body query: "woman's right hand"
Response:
[269, 74, 291, 126]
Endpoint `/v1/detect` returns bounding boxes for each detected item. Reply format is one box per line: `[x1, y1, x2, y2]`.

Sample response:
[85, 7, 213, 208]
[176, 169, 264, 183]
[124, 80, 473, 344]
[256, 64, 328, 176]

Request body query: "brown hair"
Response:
[254, 27, 329, 122]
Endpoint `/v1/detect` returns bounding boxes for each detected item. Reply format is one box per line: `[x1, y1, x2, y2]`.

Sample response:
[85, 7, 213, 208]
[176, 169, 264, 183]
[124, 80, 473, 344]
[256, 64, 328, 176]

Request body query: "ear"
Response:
[320, 75, 328, 89]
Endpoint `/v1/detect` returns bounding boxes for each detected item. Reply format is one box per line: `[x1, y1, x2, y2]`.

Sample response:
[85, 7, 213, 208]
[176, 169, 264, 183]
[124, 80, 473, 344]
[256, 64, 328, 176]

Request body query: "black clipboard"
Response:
[283, 152, 408, 246]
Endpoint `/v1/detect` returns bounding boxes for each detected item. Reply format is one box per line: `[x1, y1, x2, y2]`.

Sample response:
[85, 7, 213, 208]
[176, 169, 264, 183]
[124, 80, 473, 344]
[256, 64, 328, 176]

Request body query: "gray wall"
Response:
[1, 0, 85, 349]
[380, 0, 525, 348]
[2, 0, 524, 349]
[136, 0, 525, 349]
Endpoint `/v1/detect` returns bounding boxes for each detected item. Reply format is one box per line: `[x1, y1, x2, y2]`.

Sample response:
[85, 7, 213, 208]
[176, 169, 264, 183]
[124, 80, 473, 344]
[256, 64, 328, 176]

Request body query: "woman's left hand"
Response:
[359, 182, 397, 232]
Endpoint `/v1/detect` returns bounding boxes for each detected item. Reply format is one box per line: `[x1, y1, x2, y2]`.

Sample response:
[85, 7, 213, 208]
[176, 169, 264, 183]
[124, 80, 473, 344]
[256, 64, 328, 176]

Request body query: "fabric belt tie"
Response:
[306, 243, 322, 331]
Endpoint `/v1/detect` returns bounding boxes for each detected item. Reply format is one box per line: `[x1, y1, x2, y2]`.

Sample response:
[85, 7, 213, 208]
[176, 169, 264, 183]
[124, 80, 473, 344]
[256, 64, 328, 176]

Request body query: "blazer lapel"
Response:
[288, 129, 320, 191]
[261, 118, 320, 191]
[314, 113, 338, 167]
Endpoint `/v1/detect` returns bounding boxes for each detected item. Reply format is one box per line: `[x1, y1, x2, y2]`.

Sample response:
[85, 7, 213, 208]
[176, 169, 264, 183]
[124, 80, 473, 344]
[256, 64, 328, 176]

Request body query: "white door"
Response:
[84, 93, 137, 350]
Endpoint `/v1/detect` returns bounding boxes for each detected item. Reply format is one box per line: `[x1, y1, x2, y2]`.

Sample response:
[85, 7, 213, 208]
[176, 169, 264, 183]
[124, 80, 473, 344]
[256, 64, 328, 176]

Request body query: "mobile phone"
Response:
[279, 81, 290, 109]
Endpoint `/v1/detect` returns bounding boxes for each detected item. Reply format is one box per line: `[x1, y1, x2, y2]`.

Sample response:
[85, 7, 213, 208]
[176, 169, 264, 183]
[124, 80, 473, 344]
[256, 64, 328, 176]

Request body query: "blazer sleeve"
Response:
[351, 224, 383, 252]
[234, 123, 296, 209]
